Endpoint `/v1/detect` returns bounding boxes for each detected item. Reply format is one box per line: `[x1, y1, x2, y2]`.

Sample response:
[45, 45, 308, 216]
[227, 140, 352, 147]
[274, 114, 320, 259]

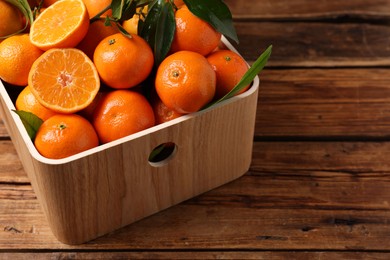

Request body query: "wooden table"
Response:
[1, 0, 390, 258]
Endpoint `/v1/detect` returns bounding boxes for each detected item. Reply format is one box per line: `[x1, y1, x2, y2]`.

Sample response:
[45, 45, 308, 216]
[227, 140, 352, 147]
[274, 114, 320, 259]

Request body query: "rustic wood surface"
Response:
[2, 0, 390, 258]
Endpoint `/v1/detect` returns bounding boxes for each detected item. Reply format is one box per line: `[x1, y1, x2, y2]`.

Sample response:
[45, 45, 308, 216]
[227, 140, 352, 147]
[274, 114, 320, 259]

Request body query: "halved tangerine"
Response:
[28, 48, 100, 114]
[30, 0, 89, 51]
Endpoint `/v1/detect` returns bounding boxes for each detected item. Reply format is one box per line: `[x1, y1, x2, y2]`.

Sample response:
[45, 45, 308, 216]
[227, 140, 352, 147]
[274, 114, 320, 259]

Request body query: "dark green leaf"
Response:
[154, 2, 175, 65]
[120, 0, 137, 21]
[203, 45, 272, 109]
[136, 0, 154, 7]
[12, 110, 43, 140]
[111, 0, 125, 20]
[140, 0, 164, 49]
[184, 0, 238, 44]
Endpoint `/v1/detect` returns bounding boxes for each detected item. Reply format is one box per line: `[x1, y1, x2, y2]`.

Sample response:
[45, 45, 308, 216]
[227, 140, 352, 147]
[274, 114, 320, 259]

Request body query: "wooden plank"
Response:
[256, 68, 390, 138]
[234, 22, 390, 66]
[225, 0, 390, 20]
[0, 120, 9, 139]
[1, 182, 390, 250]
[0, 141, 28, 183]
[1, 251, 390, 260]
[251, 142, 390, 174]
[2, 141, 390, 249]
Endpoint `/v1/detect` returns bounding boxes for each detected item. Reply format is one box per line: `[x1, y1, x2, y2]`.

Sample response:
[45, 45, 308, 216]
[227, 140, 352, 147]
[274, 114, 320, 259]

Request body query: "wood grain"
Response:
[1, 142, 390, 249]
[234, 22, 390, 66]
[1, 252, 390, 260]
[0, 120, 10, 139]
[1, 0, 390, 255]
[225, 0, 390, 20]
[256, 68, 390, 138]
[1, 183, 390, 250]
[0, 141, 28, 183]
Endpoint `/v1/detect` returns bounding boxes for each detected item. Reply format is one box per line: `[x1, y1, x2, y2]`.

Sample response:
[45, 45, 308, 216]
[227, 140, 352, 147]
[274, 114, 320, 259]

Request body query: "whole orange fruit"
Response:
[0, 0, 24, 38]
[206, 50, 250, 99]
[16, 86, 57, 121]
[92, 90, 155, 144]
[82, 0, 112, 18]
[155, 51, 216, 114]
[152, 95, 183, 124]
[77, 20, 119, 59]
[94, 33, 154, 89]
[34, 114, 99, 159]
[170, 5, 221, 56]
[0, 34, 43, 86]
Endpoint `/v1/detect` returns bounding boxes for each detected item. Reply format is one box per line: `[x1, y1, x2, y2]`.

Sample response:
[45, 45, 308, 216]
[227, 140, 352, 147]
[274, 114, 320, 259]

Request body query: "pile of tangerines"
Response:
[0, 0, 250, 159]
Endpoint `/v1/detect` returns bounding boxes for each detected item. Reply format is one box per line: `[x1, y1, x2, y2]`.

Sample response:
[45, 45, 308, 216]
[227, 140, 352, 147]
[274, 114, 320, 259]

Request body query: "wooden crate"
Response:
[0, 39, 259, 245]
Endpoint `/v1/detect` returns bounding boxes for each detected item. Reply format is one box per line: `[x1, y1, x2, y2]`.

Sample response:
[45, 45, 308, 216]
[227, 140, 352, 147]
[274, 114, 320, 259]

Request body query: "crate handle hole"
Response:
[148, 142, 177, 167]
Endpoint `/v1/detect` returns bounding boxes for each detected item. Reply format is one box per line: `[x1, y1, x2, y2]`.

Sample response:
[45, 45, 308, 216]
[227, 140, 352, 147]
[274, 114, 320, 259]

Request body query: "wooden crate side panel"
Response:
[5, 86, 258, 245]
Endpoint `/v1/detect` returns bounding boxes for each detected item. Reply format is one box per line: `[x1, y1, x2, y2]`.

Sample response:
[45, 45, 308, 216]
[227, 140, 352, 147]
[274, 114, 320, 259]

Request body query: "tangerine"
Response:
[122, 14, 142, 35]
[77, 20, 119, 59]
[206, 50, 250, 99]
[155, 51, 216, 114]
[16, 86, 57, 121]
[28, 48, 100, 114]
[82, 0, 112, 18]
[0, 34, 44, 86]
[93, 33, 154, 89]
[92, 90, 155, 144]
[152, 96, 183, 124]
[30, 0, 89, 50]
[34, 114, 99, 159]
[78, 91, 106, 121]
[173, 0, 184, 8]
[0, 0, 24, 39]
[170, 5, 221, 56]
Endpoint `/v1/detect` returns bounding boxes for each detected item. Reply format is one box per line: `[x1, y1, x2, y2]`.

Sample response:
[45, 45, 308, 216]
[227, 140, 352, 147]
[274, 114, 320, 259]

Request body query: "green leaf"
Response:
[1, 0, 34, 39]
[154, 2, 175, 65]
[203, 45, 272, 109]
[136, 0, 153, 7]
[184, 0, 238, 44]
[120, 0, 137, 21]
[140, 0, 164, 50]
[12, 110, 43, 140]
[111, 0, 125, 20]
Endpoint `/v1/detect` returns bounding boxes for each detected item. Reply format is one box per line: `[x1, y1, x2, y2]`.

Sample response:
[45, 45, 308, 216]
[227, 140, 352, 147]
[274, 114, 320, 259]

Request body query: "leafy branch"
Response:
[90, 0, 153, 37]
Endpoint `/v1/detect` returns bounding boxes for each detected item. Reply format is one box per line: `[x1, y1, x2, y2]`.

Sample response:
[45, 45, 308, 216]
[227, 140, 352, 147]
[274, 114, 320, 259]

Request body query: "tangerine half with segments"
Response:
[30, 0, 89, 50]
[28, 48, 100, 114]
